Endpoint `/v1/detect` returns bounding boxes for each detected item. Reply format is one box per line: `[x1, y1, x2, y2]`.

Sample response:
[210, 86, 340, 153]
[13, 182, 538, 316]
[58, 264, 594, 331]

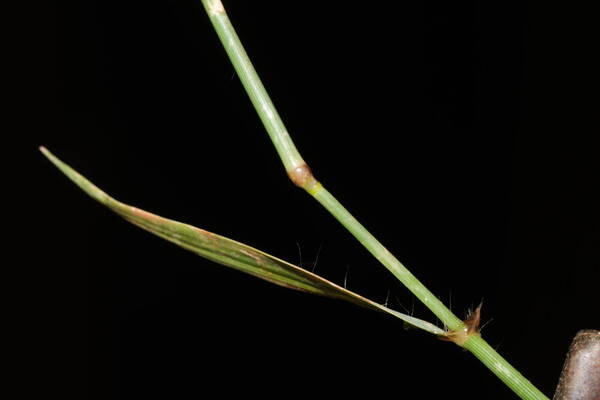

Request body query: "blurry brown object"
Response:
[553, 330, 600, 400]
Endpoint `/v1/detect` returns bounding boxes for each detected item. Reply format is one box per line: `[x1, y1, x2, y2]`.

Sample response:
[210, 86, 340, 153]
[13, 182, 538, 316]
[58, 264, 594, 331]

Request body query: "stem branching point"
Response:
[440, 304, 482, 347]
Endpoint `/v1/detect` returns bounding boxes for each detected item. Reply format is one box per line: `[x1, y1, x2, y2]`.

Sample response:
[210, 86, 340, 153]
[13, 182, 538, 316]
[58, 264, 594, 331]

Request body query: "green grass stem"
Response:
[200, 0, 305, 174]
[464, 336, 549, 399]
[199, 1, 549, 398]
[198, 0, 461, 329]
[310, 185, 463, 329]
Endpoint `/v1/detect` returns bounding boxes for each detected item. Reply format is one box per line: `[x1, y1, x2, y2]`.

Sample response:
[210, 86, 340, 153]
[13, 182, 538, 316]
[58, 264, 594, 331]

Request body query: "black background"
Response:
[25, 0, 598, 399]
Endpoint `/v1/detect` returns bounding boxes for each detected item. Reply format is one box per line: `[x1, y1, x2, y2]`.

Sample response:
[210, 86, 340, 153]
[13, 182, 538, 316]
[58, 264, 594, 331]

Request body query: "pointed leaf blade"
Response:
[40, 147, 444, 336]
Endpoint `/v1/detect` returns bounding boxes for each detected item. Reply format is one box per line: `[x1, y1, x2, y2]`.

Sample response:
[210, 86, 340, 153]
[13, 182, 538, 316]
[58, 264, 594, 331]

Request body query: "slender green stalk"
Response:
[310, 185, 462, 329]
[200, 0, 305, 174]
[199, 0, 460, 329]
[199, 1, 548, 399]
[464, 336, 548, 400]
